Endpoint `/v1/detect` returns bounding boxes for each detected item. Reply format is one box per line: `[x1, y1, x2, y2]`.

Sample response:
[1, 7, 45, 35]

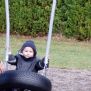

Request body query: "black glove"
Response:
[8, 54, 17, 65]
[41, 57, 49, 68]
[8, 54, 16, 61]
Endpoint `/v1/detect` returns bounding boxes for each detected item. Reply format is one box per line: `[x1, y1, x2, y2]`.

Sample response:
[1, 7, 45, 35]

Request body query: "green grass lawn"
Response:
[0, 34, 91, 69]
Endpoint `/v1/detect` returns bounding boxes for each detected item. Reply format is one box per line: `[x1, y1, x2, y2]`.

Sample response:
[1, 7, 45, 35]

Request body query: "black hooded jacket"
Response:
[8, 54, 44, 72]
[8, 40, 44, 72]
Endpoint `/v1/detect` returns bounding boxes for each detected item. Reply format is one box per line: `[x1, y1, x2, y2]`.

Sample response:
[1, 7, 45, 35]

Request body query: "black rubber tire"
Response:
[0, 70, 52, 91]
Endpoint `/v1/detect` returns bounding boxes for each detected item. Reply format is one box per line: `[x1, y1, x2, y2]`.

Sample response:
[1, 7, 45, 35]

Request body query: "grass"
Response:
[0, 34, 91, 69]
[51, 41, 91, 69]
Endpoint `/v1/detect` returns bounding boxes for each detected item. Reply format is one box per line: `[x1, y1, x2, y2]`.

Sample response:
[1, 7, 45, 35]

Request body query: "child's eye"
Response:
[29, 51, 32, 52]
[25, 51, 28, 52]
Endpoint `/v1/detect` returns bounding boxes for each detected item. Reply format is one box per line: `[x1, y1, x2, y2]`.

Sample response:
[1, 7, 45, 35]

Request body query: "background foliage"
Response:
[0, 0, 91, 40]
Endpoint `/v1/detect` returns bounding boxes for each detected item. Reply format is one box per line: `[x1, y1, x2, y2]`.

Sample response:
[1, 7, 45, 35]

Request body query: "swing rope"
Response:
[44, 0, 57, 76]
[5, 0, 10, 70]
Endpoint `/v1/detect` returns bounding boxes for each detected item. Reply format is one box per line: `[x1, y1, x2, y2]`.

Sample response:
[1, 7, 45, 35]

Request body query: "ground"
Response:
[44, 68, 91, 91]
[8, 65, 91, 91]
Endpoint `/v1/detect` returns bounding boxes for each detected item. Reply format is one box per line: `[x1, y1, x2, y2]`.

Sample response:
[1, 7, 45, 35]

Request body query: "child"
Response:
[8, 40, 47, 72]
[1, 40, 48, 91]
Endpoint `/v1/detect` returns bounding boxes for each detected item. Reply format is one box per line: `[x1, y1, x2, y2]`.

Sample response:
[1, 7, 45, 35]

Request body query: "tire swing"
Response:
[0, 0, 56, 91]
[0, 70, 51, 91]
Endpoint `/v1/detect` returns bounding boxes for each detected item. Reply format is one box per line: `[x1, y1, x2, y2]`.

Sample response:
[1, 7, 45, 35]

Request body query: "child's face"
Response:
[22, 47, 34, 58]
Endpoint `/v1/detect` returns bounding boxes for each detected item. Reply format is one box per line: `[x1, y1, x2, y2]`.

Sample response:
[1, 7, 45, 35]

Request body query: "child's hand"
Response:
[8, 54, 16, 61]
[42, 57, 49, 68]
[0, 62, 4, 73]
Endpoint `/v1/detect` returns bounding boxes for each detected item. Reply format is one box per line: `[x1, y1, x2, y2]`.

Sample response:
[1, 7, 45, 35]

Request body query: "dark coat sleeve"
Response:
[35, 57, 45, 70]
[7, 54, 17, 65]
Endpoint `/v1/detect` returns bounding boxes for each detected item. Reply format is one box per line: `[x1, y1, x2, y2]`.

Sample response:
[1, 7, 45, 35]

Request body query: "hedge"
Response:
[0, 0, 91, 40]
